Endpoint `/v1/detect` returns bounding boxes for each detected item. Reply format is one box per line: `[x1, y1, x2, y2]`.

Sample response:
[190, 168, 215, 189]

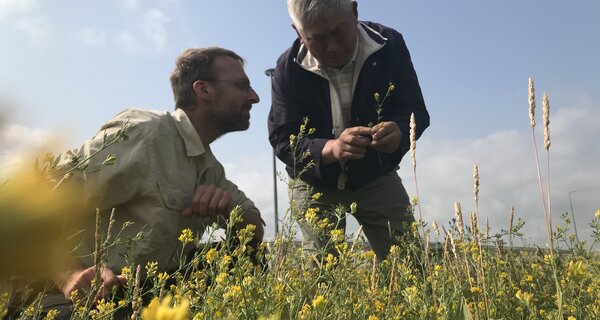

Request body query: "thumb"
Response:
[116, 275, 128, 285]
[182, 207, 193, 216]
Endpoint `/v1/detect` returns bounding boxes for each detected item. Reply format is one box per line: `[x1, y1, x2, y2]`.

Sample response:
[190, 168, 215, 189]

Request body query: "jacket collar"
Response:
[169, 108, 207, 157]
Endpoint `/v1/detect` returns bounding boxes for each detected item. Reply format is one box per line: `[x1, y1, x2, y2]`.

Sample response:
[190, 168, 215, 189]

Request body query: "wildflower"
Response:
[141, 295, 189, 320]
[515, 289, 533, 305]
[311, 192, 322, 201]
[388, 82, 395, 92]
[470, 286, 482, 294]
[223, 285, 242, 302]
[44, 309, 60, 320]
[219, 254, 232, 269]
[145, 261, 158, 276]
[204, 248, 218, 264]
[566, 260, 586, 280]
[289, 134, 296, 146]
[567, 317, 576, 320]
[330, 229, 345, 243]
[368, 316, 379, 320]
[374, 92, 380, 102]
[215, 272, 228, 285]
[178, 228, 194, 245]
[121, 266, 132, 282]
[349, 202, 358, 214]
[102, 153, 117, 166]
[157, 272, 169, 284]
[312, 295, 327, 312]
[595, 209, 600, 219]
[93, 299, 116, 319]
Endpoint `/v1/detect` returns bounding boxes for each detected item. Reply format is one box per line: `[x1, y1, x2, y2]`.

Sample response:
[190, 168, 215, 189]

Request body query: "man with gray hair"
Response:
[268, 0, 429, 260]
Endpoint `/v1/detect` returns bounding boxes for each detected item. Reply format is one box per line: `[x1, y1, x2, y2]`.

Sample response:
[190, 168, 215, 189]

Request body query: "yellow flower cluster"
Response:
[142, 295, 189, 320]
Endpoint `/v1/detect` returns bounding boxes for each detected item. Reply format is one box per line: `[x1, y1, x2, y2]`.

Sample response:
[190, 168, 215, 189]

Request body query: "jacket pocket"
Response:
[157, 182, 190, 212]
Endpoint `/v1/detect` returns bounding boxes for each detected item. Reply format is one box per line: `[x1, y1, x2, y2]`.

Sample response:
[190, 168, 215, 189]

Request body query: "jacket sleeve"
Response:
[267, 62, 331, 182]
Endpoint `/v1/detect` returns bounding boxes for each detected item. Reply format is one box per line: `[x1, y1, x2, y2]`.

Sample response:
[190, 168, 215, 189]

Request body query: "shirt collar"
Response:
[169, 108, 206, 157]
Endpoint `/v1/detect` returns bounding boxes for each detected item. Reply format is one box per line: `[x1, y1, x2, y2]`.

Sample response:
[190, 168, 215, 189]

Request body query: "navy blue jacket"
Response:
[268, 22, 429, 191]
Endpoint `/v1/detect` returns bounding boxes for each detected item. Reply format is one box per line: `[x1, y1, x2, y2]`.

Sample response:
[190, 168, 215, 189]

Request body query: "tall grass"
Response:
[1, 81, 599, 319]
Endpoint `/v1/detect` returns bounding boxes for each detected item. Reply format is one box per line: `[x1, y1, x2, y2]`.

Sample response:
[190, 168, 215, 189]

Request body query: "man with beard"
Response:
[42, 47, 264, 318]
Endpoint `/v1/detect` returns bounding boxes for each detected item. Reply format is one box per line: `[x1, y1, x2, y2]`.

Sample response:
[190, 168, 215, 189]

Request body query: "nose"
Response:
[325, 37, 340, 53]
[248, 87, 260, 104]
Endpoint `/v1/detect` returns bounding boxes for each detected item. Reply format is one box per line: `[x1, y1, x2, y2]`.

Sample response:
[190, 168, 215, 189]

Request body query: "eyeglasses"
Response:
[200, 79, 253, 92]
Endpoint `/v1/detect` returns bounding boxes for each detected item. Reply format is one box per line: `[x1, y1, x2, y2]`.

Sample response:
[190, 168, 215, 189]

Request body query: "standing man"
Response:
[46, 47, 264, 317]
[268, 0, 429, 260]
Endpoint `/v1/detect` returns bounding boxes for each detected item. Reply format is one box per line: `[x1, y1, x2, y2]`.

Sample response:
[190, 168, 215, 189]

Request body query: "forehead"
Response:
[213, 56, 246, 79]
[299, 7, 354, 37]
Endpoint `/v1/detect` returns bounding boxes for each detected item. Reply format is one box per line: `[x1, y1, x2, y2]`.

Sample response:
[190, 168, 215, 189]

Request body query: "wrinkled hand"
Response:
[370, 121, 402, 153]
[182, 185, 232, 218]
[322, 126, 373, 165]
[59, 266, 127, 301]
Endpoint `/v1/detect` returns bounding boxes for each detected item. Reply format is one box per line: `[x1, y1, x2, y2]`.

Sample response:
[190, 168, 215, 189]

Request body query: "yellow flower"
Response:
[388, 82, 395, 92]
[44, 309, 60, 320]
[329, 229, 345, 243]
[566, 260, 586, 280]
[470, 286, 482, 294]
[215, 272, 228, 285]
[595, 209, 600, 219]
[146, 261, 158, 276]
[567, 317, 576, 320]
[368, 316, 379, 320]
[312, 295, 327, 312]
[349, 202, 358, 214]
[141, 295, 189, 320]
[311, 192, 322, 201]
[374, 92, 380, 102]
[204, 248, 218, 264]
[178, 228, 194, 245]
[515, 290, 533, 305]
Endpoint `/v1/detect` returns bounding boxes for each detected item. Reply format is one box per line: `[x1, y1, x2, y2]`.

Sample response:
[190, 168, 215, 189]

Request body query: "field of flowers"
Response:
[1, 79, 599, 319]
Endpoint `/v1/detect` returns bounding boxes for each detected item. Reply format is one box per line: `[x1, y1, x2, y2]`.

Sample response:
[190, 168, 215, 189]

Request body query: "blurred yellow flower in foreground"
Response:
[142, 295, 190, 320]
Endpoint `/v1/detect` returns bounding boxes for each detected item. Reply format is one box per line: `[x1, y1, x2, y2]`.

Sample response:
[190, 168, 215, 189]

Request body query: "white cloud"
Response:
[16, 15, 50, 47]
[399, 102, 600, 247]
[117, 31, 144, 53]
[0, 0, 50, 47]
[80, 28, 107, 47]
[0, 123, 49, 176]
[0, 0, 38, 21]
[142, 8, 169, 51]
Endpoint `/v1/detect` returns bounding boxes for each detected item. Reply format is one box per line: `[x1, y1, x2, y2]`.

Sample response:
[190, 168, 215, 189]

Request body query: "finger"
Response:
[347, 126, 373, 136]
[116, 275, 128, 285]
[207, 188, 224, 217]
[193, 185, 215, 216]
[182, 207, 194, 216]
[217, 192, 232, 217]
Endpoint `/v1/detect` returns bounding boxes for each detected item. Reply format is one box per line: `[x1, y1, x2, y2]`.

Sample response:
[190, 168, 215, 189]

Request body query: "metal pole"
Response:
[264, 68, 279, 235]
[568, 190, 579, 242]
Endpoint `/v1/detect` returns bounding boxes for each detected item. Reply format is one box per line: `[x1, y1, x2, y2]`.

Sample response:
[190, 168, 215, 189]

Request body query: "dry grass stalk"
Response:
[454, 201, 464, 239]
[432, 220, 440, 237]
[509, 205, 515, 247]
[529, 77, 536, 128]
[543, 92, 555, 242]
[131, 264, 142, 320]
[409, 113, 424, 224]
[528, 77, 554, 256]
[473, 163, 479, 215]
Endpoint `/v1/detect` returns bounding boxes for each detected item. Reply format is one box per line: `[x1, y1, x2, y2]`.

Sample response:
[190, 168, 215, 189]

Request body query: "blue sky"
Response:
[1, 0, 599, 245]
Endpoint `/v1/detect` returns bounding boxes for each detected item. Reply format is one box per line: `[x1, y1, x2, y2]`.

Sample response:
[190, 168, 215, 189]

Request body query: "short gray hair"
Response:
[288, 0, 354, 30]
